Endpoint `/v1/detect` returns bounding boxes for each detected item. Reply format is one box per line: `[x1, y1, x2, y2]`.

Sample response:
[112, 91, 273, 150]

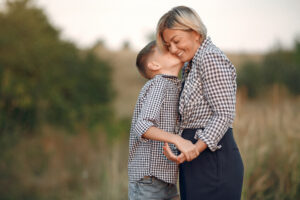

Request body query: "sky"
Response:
[34, 0, 300, 53]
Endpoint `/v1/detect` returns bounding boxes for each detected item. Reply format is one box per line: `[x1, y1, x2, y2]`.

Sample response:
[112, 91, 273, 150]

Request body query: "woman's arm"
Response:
[194, 51, 236, 152]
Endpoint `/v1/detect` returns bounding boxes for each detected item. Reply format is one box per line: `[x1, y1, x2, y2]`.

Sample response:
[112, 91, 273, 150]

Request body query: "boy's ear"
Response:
[147, 61, 161, 71]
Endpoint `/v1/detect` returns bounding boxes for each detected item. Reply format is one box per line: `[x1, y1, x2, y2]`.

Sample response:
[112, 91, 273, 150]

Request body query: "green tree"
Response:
[0, 0, 114, 134]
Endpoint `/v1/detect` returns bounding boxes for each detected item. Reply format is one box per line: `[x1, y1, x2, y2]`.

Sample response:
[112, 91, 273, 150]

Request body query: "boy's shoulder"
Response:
[142, 74, 168, 90]
[138, 75, 168, 99]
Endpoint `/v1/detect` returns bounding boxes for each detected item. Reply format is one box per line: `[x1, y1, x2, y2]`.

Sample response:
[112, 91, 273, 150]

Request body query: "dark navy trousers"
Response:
[179, 128, 244, 200]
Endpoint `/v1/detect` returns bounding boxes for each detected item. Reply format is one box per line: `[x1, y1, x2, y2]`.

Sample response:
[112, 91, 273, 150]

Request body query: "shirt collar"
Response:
[191, 36, 212, 65]
[161, 74, 178, 78]
[155, 74, 181, 83]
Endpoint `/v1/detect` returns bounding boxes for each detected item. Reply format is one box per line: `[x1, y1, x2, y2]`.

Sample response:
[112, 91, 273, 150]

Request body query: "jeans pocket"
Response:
[137, 176, 153, 185]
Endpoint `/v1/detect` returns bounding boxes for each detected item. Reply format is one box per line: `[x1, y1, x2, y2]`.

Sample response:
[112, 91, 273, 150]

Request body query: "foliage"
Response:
[0, 0, 114, 134]
[237, 40, 300, 98]
[237, 61, 264, 98]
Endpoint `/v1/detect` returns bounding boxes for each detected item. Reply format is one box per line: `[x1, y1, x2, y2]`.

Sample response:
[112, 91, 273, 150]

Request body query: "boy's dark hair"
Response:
[136, 40, 156, 79]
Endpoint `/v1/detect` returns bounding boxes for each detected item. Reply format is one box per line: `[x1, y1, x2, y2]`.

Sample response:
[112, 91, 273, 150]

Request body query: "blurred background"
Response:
[0, 0, 299, 199]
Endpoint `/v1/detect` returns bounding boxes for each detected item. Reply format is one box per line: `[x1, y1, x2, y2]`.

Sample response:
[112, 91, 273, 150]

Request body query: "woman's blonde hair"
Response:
[156, 6, 207, 50]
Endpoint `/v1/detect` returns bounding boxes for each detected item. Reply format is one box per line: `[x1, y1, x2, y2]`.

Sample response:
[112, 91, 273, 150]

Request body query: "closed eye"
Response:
[164, 43, 170, 49]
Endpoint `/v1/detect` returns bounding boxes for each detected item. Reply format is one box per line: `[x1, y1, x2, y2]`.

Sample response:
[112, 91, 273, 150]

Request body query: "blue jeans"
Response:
[128, 176, 179, 200]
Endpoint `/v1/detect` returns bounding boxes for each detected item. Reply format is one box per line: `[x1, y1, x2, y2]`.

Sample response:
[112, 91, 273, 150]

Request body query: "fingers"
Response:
[177, 153, 186, 164]
[182, 147, 201, 162]
[182, 146, 200, 161]
[163, 143, 178, 163]
[164, 142, 200, 163]
[176, 139, 199, 161]
[183, 152, 191, 162]
[190, 148, 200, 161]
[163, 148, 171, 159]
[164, 142, 169, 148]
[163, 150, 178, 163]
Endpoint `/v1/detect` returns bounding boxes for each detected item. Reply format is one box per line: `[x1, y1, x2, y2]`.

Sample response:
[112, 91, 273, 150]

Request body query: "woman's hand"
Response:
[174, 136, 200, 162]
[175, 139, 208, 164]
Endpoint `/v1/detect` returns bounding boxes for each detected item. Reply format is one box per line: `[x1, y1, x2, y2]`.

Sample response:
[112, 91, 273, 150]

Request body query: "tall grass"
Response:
[235, 89, 300, 200]
[0, 126, 129, 200]
[0, 91, 299, 199]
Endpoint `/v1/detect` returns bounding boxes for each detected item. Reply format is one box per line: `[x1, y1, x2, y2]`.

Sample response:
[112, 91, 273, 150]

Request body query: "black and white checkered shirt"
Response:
[178, 37, 237, 152]
[128, 74, 181, 184]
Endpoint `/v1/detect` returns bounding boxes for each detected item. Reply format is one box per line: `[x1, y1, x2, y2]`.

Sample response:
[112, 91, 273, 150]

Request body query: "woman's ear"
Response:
[193, 31, 201, 43]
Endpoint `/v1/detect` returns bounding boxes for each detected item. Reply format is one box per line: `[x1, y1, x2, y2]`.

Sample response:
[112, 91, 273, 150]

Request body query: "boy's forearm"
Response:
[142, 126, 180, 144]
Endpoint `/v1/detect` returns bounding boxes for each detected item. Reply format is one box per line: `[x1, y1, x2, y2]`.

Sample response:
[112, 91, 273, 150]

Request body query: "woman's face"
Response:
[162, 29, 201, 62]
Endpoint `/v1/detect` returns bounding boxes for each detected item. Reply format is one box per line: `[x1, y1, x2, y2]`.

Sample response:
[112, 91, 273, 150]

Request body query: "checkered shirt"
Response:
[128, 74, 181, 184]
[178, 37, 237, 152]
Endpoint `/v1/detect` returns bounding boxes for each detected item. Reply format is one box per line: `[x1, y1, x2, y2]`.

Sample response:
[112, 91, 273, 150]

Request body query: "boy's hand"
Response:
[174, 136, 200, 162]
[176, 153, 186, 164]
[163, 143, 180, 164]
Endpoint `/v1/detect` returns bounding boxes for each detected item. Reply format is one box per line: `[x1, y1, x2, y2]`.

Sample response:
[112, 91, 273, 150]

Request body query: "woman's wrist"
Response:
[195, 139, 208, 152]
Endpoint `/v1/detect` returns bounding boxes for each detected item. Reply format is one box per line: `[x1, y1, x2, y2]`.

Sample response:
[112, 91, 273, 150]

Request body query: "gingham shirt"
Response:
[128, 74, 181, 184]
[178, 37, 237, 152]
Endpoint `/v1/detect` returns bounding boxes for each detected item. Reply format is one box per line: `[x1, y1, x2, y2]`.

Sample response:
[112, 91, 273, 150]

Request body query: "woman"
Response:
[156, 6, 244, 200]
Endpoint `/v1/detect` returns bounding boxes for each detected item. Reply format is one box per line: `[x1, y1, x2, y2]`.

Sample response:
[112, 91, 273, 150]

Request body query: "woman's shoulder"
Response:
[192, 39, 234, 73]
[201, 44, 231, 67]
[193, 38, 225, 63]
[204, 40, 227, 59]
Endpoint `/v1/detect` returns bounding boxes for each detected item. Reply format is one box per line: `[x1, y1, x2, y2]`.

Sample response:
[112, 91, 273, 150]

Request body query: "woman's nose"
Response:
[169, 43, 177, 54]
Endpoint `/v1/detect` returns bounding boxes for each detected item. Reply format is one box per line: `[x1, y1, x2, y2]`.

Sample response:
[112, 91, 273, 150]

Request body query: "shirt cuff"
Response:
[194, 129, 222, 152]
[134, 120, 154, 142]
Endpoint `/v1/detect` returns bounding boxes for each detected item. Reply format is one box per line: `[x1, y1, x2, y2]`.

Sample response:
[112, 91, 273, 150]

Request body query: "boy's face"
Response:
[152, 47, 183, 70]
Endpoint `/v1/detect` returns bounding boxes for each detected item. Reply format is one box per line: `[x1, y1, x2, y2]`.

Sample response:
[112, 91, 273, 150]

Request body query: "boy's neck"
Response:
[157, 65, 182, 77]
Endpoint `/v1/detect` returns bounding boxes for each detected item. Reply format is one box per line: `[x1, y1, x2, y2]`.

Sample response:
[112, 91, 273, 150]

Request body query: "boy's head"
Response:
[136, 40, 183, 79]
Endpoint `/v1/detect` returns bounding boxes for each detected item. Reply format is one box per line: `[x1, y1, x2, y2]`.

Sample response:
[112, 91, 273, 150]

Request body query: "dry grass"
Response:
[0, 126, 129, 200]
[235, 89, 300, 200]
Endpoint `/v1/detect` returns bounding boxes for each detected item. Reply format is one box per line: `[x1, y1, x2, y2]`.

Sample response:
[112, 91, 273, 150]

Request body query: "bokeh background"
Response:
[0, 0, 300, 199]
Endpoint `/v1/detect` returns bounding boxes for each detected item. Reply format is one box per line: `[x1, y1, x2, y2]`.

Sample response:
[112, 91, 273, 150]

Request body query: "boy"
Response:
[128, 41, 199, 200]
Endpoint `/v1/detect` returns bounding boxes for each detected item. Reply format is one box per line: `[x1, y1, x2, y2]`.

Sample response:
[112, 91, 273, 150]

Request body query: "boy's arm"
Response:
[142, 126, 180, 144]
[133, 78, 199, 161]
[143, 127, 200, 161]
[133, 79, 166, 142]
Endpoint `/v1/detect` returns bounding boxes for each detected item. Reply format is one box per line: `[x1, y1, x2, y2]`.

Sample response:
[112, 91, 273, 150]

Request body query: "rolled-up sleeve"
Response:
[194, 52, 236, 151]
[133, 79, 167, 142]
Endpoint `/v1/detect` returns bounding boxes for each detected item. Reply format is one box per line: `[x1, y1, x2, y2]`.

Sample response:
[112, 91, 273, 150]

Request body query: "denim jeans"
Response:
[128, 176, 179, 200]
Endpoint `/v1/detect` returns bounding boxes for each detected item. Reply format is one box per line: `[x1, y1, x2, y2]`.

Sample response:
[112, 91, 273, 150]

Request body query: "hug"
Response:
[128, 5, 244, 200]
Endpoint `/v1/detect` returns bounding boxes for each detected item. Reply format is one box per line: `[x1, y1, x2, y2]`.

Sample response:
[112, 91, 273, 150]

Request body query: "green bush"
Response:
[237, 40, 300, 98]
[237, 61, 264, 98]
